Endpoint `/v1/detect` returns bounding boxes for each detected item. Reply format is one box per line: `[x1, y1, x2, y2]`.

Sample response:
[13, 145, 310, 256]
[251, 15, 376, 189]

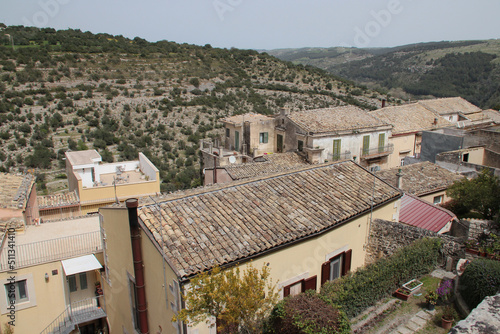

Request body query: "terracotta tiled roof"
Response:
[222, 113, 274, 125]
[287, 106, 390, 134]
[418, 97, 481, 115]
[376, 162, 463, 196]
[369, 103, 453, 135]
[0, 173, 35, 210]
[481, 110, 500, 123]
[138, 161, 402, 279]
[400, 194, 456, 233]
[38, 191, 80, 209]
[224, 153, 309, 180]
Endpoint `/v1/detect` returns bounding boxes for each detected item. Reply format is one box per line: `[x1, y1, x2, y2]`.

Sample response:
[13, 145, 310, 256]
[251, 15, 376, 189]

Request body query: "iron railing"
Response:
[40, 296, 106, 334]
[0, 231, 102, 272]
[360, 144, 394, 158]
[327, 151, 352, 162]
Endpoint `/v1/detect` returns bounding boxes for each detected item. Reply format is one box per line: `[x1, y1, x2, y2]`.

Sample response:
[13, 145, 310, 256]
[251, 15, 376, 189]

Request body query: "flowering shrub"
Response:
[436, 279, 454, 304]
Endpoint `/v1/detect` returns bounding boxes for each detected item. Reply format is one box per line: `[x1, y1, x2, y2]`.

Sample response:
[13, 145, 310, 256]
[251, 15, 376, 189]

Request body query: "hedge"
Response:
[460, 258, 500, 309]
[264, 291, 351, 334]
[320, 238, 442, 318]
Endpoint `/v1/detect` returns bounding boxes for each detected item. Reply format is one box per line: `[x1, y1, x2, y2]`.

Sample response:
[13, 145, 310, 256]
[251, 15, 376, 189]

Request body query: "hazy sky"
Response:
[1, 0, 499, 50]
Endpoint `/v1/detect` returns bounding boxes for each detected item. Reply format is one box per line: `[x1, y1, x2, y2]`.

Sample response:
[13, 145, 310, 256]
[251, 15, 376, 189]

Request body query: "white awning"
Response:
[61, 254, 102, 276]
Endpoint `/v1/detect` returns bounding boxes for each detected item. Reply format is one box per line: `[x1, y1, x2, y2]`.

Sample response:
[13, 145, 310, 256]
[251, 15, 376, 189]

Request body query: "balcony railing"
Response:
[360, 144, 394, 159]
[40, 296, 106, 334]
[327, 151, 352, 162]
[0, 231, 102, 272]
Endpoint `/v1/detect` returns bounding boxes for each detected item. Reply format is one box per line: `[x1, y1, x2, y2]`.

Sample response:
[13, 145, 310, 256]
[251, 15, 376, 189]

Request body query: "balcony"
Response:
[327, 151, 352, 162]
[360, 144, 394, 160]
[41, 296, 106, 334]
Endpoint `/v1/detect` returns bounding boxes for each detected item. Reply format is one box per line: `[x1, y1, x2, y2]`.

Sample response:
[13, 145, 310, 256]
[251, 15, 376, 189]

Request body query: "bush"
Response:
[265, 291, 350, 334]
[321, 238, 442, 318]
[460, 258, 500, 309]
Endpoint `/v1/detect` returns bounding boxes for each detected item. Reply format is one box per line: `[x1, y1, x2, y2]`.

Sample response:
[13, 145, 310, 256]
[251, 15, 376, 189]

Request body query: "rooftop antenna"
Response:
[113, 176, 119, 204]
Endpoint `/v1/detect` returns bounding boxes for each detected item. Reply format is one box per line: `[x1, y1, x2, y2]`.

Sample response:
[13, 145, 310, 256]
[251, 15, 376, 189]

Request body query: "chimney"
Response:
[126, 198, 149, 334]
[396, 168, 403, 189]
[381, 99, 386, 108]
[280, 107, 290, 116]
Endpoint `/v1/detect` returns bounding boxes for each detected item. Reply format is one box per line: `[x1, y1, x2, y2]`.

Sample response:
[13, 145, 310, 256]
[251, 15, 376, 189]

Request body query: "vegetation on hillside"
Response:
[0, 25, 386, 193]
[268, 40, 500, 109]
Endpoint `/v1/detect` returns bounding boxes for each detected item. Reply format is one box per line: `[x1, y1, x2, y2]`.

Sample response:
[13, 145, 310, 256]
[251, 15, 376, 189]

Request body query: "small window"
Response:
[400, 158, 405, 166]
[283, 276, 317, 297]
[130, 279, 141, 331]
[329, 256, 342, 281]
[463, 153, 469, 162]
[225, 128, 230, 138]
[259, 132, 269, 144]
[433, 195, 443, 205]
[321, 250, 352, 286]
[298, 140, 304, 152]
[79, 272, 88, 290]
[5, 280, 29, 304]
[68, 275, 77, 292]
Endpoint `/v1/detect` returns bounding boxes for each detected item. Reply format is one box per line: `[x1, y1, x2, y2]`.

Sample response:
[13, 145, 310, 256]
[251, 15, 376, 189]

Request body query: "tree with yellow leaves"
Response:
[173, 263, 278, 334]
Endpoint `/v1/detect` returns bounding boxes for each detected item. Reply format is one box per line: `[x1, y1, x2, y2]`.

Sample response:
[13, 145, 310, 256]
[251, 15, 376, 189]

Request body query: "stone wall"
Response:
[366, 219, 465, 265]
[483, 149, 500, 169]
[465, 218, 498, 241]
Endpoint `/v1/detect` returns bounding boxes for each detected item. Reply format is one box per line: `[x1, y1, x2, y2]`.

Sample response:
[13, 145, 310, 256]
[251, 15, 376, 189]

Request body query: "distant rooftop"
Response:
[376, 161, 463, 196]
[65, 149, 102, 166]
[223, 152, 309, 180]
[369, 103, 453, 135]
[222, 113, 274, 125]
[0, 173, 35, 210]
[418, 97, 481, 115]
[38, 191, 80, 210]
[287, 105, 390, 134]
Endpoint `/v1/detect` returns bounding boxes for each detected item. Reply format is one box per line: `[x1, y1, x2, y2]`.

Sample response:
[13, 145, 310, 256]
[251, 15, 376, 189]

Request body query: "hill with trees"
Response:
[0, 25, 388, 193]
[267, 40, 500, 109]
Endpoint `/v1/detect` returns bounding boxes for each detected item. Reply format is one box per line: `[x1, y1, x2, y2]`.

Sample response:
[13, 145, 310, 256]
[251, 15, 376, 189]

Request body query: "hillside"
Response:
[267, 40, 500, 109]
[0, 25, 388, 193]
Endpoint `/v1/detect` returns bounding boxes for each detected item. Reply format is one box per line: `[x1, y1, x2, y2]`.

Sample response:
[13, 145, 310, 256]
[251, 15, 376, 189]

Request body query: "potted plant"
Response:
[441, 305, 457, 330]
[402, 279, 423, 294]
[394, 288, 411, 301]
[464, 239, 479, 255]
[425, 291, 438, 311]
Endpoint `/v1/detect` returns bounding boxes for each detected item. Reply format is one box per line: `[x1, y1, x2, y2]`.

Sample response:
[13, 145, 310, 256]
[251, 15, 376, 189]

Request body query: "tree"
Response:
[446, 169, 500, 220]
[174, 264, 278, 334]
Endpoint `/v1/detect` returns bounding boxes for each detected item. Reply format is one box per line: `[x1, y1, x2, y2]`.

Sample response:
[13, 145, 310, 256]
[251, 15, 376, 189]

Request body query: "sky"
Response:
[1, 0, 499, 50]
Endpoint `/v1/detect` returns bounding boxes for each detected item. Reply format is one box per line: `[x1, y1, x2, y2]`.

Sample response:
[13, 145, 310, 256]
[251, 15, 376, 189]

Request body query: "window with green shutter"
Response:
[333, 139, 341, 160]
[259, 132, 268, 144]
[378, 133, 385, 153]
[362, 135, 370, 155]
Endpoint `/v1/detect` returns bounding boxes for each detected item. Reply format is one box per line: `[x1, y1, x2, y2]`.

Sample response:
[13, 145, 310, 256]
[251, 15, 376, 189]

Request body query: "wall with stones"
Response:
[366, 219, 465, 265]
[465, 219, 498, 241]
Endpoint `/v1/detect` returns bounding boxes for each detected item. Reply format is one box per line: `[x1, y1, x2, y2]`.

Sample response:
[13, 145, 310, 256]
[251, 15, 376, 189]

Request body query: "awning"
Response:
[61, 254, 102, 276]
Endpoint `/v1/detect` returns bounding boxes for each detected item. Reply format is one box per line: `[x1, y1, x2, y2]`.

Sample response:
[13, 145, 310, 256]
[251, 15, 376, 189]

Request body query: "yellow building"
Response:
[65, 150, 160, 214]
[369, 103, 453, 168]
[99, 161, 402, 334]
[0, 216, 107, 333]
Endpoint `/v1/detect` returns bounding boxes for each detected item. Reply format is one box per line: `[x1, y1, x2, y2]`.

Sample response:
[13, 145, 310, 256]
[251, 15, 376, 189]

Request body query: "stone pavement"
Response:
[394, 309, 435, 334]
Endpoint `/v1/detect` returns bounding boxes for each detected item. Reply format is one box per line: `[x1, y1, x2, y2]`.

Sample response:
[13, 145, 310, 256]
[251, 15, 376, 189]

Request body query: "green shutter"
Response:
[333, 139, 341, 160]
[378, 133, 385, 153]
[264, 132, 268, 143]
[363, 136, 370, 155]
[235, 131, 240, 151]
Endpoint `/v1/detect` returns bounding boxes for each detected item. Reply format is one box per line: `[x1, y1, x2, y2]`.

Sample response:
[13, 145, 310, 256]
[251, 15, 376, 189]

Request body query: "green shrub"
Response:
[265, 291, 350, 334]
[321, 238, 442, 318]
[460, 258, 500, 309]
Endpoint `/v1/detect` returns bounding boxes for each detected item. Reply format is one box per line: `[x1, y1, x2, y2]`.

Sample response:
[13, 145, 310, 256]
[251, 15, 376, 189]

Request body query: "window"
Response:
[225, 128, 230, 138]
[333, 139, 341, 160]
[463, 153, 469, 162]
[259, 132, 268, 144]
[68, 275, 77, 292]
[433, 195, 443, 205]
[235, 131, 240, 151]
[283, 276, 317, 297]
[321, 250, 352, 285]
[79, 272, 88, 290]
[378, 133, 385, 153]
[400, 158, 405, 166]
[130, 279, 141, 331]
[297, 140, 304, 152]
[362, 135, 370, 155]
[5, 280, 28, 304]
[370, 166, 380, 172]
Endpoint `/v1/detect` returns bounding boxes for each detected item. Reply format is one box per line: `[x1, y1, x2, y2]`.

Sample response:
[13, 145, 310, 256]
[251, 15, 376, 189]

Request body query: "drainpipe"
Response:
[126, 198, 149, 334]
